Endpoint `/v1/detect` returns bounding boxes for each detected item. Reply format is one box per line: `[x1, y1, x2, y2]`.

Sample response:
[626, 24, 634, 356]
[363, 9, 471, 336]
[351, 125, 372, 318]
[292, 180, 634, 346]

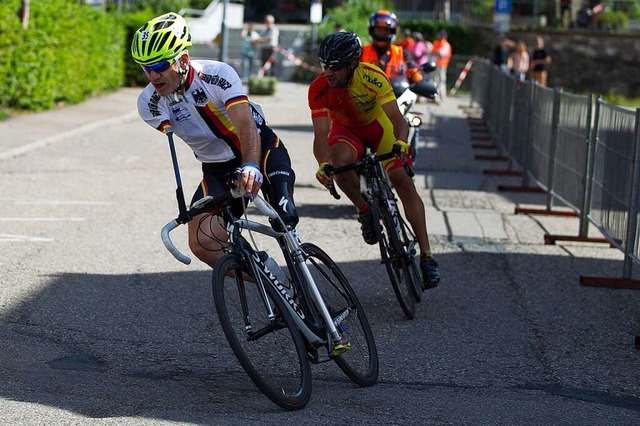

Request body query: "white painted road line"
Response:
[0, 198, 111, 206]
[0, 234, 54, 242]
[0, 218, 85, 221]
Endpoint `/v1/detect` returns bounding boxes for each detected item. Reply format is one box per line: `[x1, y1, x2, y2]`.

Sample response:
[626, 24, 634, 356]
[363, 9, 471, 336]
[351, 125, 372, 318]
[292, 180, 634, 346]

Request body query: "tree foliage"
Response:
[318, 0, 392, 42]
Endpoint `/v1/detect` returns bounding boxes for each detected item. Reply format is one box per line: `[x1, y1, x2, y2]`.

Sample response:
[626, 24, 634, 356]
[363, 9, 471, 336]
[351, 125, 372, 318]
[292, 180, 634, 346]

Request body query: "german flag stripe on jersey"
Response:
[158, 120, 172, 134]
[199, 177, 210, 197]
[225, 95, 249, 110]
[196, 101, 242, 154]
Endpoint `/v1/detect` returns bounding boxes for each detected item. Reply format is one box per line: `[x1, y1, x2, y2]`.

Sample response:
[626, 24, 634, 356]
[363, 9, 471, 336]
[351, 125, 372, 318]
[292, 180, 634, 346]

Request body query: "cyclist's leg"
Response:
[188, 161, 244, 268]
[387, 167, 430, 252]
[188, 213, 228, 268]
[328, 128, 378, 244]
[367, 112, 432, 255]
[373, 116, 440, 286]
[261, 138, 299, 231]
[327, 127, 366, 211]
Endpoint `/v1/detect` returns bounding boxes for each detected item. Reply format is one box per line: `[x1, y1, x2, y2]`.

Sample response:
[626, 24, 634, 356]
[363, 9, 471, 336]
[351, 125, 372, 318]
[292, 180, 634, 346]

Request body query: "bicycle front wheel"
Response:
[300, 243, 379, 387]
[212, 253, 312, 411]
[372, 195, 416, 319]
[397, 216, 423, 304]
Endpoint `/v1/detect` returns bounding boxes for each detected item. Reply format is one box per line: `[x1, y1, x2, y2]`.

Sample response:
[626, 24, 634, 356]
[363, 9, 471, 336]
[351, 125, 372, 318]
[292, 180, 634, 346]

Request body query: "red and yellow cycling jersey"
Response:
[308, 61, 396, 128]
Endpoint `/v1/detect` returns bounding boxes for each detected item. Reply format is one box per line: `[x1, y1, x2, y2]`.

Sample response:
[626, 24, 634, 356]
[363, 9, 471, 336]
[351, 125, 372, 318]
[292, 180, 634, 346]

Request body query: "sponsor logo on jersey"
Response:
[171, 105, 192, 122]
[148, 92, 161, 117]
[200, 73, 232, 90]
[362, 74, 383, 88]
[250, 105, 265, 126]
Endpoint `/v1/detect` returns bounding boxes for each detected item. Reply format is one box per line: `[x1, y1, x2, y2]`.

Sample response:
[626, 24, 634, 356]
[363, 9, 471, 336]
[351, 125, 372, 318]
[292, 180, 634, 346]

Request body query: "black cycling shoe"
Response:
[421, 256, 440, 289]
[358, 211, 378, 245]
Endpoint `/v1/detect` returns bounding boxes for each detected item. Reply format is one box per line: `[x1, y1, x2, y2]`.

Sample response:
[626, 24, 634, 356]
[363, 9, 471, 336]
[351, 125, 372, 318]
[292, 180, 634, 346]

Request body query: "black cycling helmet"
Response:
[318, 31, 362, 68]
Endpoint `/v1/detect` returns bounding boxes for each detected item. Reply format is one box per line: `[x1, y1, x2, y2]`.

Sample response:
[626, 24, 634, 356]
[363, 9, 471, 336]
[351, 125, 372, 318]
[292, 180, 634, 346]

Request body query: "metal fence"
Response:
[469, 57, 640, 286]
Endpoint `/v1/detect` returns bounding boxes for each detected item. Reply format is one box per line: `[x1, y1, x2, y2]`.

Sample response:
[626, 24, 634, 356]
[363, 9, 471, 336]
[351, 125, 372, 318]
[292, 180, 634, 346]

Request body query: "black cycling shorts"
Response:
[190, 137, 296, 218]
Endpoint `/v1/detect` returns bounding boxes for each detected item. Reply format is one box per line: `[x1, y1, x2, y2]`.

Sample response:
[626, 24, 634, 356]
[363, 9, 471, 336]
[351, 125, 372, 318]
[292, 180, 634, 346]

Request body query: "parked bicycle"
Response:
[160, 131, 378, 411]
[325, 145, 423, 319]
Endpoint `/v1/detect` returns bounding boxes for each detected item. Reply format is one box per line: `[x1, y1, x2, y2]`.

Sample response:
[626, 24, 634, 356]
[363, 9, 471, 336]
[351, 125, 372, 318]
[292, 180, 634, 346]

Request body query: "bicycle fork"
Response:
[287, 233, 352, 357]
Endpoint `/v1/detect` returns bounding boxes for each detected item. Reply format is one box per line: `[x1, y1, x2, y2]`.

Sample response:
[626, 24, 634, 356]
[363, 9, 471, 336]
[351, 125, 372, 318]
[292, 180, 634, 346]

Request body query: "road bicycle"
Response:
[326, 146, 424, 320]
[159, 131, 378, 410]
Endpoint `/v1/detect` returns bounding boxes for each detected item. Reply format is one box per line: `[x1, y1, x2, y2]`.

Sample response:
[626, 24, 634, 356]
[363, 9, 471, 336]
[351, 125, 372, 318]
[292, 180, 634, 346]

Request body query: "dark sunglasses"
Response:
[141, 58, 175, 74]
[321, 62, 347, 72]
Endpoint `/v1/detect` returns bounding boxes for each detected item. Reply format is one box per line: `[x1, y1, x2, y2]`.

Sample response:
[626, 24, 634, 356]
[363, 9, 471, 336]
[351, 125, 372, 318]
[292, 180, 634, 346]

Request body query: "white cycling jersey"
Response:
[137, 60, 266, 163]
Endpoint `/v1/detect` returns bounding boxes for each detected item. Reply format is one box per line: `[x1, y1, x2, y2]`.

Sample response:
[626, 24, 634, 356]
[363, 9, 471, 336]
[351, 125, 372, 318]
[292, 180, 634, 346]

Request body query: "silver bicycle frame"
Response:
[161, 194, 345, 348]
[229, 196, 345, 347]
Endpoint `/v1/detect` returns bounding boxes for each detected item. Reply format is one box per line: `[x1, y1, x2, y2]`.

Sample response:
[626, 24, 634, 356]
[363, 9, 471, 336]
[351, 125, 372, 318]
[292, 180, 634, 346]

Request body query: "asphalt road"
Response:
[0, 83, 639, 425]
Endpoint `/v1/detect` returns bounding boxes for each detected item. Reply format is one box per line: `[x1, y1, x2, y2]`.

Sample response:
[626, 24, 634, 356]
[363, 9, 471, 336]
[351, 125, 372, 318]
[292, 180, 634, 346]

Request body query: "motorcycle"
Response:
[390, 62, 438, 165]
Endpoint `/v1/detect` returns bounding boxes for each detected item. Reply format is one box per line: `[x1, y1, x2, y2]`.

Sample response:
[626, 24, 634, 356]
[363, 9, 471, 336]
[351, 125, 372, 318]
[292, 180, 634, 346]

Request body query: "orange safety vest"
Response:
[432, 39, 452, 68]
[361, 44, 407, 78]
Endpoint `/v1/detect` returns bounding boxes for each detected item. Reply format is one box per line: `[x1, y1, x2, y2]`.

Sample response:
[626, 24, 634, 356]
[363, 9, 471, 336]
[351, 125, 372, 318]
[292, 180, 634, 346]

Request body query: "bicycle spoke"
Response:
[301, 243, 379, 387]
[213, 254, 312, 410]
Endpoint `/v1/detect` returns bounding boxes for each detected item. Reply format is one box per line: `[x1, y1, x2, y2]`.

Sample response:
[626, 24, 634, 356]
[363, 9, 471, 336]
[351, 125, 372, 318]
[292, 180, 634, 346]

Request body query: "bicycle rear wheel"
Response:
[300, 243, 379, 387]
[372, 194, 416, 319]
[212, 253, 312, 411]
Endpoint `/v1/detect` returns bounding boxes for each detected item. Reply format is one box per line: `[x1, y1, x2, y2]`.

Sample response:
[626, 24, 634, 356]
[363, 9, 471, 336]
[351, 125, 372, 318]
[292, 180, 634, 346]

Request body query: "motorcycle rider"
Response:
[361, 10, 433, 163]
[360, 10, 424, 86]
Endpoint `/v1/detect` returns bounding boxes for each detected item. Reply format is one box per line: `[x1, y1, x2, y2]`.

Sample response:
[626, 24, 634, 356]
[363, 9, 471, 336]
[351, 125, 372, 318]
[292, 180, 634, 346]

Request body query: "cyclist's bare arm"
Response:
[228, 102, 262, 196]
[312, 115, 333, 188]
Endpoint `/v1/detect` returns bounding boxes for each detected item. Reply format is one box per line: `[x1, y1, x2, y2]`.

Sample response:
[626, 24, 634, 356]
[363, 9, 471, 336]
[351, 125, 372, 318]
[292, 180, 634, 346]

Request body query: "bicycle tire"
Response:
[372, 192, 416, 319]
[212, 253, 312, 411]
[397, 215, 423, 303]
[300, 243, 379, 387]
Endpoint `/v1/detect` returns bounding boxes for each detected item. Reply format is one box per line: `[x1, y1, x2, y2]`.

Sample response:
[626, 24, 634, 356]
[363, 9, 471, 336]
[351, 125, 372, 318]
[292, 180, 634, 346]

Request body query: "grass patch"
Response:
[602, 93, 640, 108]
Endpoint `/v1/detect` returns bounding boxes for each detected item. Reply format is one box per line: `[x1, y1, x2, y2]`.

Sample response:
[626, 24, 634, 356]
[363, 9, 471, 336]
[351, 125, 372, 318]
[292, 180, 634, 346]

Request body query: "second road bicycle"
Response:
[326, 145, 424, 319]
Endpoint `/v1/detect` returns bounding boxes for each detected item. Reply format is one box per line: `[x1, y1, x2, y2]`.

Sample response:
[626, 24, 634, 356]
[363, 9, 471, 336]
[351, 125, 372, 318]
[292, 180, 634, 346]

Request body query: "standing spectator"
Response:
[493, 35, 514, 74]
[410, 32, 432, 67]
[255, 14, 280, 77]
[396, 29, 415, 51]
[560, 0, 572, 29]
[529, 35, 551, 86]
[240, 22, 260, 84]
[432, 30, 452, 100]
[507, 40, 529, 81]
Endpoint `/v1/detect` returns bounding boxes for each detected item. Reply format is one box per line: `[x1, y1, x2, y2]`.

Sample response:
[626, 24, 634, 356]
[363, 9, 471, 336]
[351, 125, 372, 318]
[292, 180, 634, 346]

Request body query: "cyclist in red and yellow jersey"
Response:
[308, 32, 440, 288]
[361, 10, 423, 85]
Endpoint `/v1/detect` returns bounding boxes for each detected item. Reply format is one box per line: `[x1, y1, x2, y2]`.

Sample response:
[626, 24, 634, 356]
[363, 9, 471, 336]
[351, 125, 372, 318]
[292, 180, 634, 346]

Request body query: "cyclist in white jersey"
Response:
[132, 12, 298, 268]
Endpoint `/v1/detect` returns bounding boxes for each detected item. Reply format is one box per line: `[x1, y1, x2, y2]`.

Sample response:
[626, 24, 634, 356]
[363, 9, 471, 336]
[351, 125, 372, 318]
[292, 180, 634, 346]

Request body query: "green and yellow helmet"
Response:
[131, 12, 192, 65]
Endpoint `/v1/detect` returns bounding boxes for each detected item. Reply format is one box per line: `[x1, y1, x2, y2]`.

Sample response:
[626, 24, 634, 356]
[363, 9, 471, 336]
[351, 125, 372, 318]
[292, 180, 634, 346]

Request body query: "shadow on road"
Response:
[1, 251, 639, 421]
[295, 203, 355, 220]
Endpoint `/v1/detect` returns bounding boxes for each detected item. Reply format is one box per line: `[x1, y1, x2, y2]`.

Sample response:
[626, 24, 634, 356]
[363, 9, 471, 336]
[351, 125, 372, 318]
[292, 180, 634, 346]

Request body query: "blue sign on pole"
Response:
[495, 0, 512, 14]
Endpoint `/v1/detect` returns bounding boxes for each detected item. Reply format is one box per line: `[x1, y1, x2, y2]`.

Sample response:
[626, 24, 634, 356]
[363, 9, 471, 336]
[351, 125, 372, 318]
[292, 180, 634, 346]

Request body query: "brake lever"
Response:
[322, 163, 341, 200]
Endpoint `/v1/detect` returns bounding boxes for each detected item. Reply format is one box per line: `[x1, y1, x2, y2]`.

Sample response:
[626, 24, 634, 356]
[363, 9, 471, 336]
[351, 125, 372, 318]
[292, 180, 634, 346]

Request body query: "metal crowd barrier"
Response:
[468, 58, 640, 288]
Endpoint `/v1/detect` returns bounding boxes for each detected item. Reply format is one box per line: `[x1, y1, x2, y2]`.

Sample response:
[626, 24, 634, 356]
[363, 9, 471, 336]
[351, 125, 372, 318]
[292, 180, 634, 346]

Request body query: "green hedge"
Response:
[121, 10, 158, 87]
[0, 0, 124, 111]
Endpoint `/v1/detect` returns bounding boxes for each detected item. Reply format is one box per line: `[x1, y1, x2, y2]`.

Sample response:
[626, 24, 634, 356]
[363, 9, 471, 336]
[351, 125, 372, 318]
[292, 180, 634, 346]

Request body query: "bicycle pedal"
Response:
[332, 341, 352, 357]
